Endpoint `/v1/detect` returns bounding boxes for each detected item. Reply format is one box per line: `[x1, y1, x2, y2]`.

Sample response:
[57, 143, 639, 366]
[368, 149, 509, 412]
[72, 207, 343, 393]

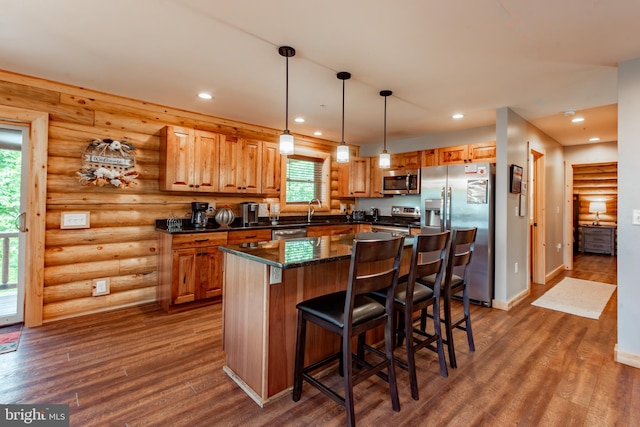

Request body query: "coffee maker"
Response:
[191, 202, 209, 228]
[240, 202, 259, 227]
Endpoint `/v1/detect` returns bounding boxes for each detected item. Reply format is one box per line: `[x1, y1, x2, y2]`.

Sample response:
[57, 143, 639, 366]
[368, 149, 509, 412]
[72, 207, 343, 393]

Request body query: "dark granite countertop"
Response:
[155, 216, 420, 234]
[218, 232, 413, 269]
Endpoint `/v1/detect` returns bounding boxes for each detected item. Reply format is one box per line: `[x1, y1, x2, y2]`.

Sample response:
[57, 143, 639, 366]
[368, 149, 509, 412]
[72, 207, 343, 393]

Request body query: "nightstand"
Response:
[581, 225, 616, 256]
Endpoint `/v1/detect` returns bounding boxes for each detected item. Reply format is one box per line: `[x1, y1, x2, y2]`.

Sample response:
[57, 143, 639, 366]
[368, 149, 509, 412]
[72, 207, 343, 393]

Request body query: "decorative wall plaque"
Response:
[77, 139, 139, 188]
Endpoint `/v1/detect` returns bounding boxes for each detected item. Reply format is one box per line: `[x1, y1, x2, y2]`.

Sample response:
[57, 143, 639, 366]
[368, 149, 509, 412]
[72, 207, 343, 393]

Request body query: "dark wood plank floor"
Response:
[1, 254, 637, 426]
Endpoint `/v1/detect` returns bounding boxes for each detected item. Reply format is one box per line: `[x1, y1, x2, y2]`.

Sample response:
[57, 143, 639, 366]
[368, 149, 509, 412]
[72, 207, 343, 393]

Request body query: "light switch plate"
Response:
[633, 209, 640, 225]
[258, 203, 269, 217]
[61, 211, 90, 229]
[92, 278, 110, 296]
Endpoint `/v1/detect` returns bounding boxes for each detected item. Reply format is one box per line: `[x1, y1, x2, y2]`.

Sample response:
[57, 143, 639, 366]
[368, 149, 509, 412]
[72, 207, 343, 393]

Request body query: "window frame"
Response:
[279, 146, 330, 214]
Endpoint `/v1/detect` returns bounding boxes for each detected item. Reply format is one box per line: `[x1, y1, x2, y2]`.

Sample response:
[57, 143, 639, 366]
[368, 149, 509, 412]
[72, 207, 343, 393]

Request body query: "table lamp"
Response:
[589, 201, 606, 226]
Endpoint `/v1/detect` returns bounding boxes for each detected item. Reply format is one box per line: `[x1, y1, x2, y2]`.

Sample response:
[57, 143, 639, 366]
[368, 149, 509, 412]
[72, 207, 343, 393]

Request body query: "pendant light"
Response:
[279, 46, 295, 155]
[336, 71, 351, 163]
[379, 90, 392, 168]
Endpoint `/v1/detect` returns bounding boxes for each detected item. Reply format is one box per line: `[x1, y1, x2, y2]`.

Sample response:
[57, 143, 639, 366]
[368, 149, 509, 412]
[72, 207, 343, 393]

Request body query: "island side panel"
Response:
[223, 253, 269, 399]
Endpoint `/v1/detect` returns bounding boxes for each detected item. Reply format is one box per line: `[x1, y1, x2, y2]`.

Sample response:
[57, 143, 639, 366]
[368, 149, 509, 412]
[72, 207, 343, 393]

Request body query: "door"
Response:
[0, 125, 27, 325]
[530, 149, 545, 284]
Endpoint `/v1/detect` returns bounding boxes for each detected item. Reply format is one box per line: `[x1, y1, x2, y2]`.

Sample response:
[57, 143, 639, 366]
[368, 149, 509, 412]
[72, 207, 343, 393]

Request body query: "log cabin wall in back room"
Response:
[0, 70, 350, 323]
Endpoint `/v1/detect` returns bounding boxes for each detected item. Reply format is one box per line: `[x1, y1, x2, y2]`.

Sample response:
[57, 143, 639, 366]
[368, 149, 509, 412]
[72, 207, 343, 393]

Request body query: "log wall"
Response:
[0, 70, 354, 323]
[573, 162, 618, 226]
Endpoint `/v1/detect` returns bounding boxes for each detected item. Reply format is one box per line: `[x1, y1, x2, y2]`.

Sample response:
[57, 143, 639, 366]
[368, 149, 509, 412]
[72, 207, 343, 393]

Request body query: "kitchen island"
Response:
[219, 232, 412, 406]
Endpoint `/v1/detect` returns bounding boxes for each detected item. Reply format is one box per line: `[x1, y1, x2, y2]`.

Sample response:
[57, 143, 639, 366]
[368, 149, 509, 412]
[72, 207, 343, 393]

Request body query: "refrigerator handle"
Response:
[440, 187, 446, 231]
[446, 186, 452, 230]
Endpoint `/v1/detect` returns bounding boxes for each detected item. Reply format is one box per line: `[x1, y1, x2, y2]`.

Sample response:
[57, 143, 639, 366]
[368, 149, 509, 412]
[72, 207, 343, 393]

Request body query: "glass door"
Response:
[0, 125, 26, 325]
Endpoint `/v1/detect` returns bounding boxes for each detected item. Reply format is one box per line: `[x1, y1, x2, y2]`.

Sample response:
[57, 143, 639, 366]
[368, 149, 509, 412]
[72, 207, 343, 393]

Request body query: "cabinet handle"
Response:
[195, 239, 209, 243]
[195, 184, 200, 188]
[189, 184, 194, 188]
[245, 235, 257, 239]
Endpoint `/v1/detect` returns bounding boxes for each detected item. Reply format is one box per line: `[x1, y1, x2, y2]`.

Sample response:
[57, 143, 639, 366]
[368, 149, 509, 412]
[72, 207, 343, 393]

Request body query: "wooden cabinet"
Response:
[307, 224, 358, 237]
[227, 229, 272, 245]
[369, 156, 385, 198]
[219, 136, 263, 194]
[580, 226, 616, 256]
[469, 141, 496, 163]
[261, 141, 281, 196]
[157, 232, 228, 312]
[338, 156, 370, 198]
[439, 141, 496, 165]
[159, 126, 220, 192]
[390, 151, 421, 169]
[420, 149, 438, 167]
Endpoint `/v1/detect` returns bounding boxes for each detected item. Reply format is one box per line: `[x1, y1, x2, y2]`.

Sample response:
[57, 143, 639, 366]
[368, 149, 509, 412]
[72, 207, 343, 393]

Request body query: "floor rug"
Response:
[531, 277, 616, 319]
[0, 323, 23, 355]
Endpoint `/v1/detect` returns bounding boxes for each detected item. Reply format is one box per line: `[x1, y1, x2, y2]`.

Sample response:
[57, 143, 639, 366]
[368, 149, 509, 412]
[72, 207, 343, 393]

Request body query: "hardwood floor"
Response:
[1, 254, 637, 426]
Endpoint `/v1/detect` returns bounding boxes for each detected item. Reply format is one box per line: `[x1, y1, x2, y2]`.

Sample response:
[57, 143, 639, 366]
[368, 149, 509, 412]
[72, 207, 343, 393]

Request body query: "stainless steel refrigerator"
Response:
[420, 162, 495, 306]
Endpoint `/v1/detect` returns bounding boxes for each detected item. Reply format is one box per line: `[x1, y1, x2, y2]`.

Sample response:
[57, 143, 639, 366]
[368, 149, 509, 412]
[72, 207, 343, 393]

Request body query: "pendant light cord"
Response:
[285, 55, 289, 132]
[383, 94, 387, 152]
[341, 78, 345, 143]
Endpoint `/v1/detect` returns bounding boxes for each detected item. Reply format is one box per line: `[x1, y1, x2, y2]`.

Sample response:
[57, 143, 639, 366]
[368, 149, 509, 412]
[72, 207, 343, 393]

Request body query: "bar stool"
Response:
[292, 234, 404, 427]
[420, 227, 477, 369]
[372, 231, 450, 400]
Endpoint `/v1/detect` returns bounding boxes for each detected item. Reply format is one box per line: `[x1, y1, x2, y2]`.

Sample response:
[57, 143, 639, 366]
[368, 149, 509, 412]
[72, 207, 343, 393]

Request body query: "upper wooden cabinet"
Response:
[439, 141, 496, 165]
[369, 156, 385, 198]
[338, 156, 370, 198]
[390, 151, 421, 169]
[420, 149, 438, 167]
[261, 141, 281, 196]
[468, 141, 496, 163]
[160, 126, 220, 192]
[219, 137, 263, 194]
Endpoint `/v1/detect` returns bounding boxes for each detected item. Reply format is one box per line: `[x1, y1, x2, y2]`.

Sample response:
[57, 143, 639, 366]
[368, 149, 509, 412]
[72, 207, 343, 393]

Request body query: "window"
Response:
[285, 156, 324, 203]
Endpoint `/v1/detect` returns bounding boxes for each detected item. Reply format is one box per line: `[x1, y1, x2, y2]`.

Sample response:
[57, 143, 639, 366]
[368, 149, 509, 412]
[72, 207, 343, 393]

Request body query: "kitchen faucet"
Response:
[308, 198, 322, 222]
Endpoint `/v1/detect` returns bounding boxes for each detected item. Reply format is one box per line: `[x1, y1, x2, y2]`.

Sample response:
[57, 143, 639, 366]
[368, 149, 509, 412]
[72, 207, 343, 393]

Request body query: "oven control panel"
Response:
[391, 205, 421, 218]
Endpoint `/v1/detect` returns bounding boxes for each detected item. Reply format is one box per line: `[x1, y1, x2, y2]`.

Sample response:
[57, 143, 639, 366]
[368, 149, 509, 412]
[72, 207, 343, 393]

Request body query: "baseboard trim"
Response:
[492, 288, 530, 311]
[545, 264, 566, 283]
[614, 344, 640, 369]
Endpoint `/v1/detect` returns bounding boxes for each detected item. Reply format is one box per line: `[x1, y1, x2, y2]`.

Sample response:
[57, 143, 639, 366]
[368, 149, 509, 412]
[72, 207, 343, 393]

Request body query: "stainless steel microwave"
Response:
[382, 169, 420, 195]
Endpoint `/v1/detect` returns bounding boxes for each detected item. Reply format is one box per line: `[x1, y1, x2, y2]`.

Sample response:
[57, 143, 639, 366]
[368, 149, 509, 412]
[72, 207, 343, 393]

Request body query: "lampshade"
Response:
[589, 201, 606, 213]
[336, 72, 351, 163]
[589, 201, 606, 226]
[379, 90, 392, 168]
[279, 46, 295, 155]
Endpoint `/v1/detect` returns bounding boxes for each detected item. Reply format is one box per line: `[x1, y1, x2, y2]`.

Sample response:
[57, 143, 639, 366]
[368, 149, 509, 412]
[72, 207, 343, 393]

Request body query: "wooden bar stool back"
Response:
[292, 234, 404, 427]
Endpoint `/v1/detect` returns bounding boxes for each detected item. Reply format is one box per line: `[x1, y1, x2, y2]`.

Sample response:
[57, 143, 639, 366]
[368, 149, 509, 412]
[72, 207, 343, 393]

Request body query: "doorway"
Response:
[529, 149, 545, 284]
[0, 125, 27, 325]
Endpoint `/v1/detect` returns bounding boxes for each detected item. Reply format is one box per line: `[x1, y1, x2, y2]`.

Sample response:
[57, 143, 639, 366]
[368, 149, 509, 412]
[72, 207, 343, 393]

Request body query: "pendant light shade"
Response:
[379, 90, 392, 168]
[336, 72, 351, 163]
[279, 46, 295, 155]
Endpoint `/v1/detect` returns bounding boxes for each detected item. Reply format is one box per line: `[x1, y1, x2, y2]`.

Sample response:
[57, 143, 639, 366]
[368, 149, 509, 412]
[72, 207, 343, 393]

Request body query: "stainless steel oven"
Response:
[370, 224, 411, 237]
[382, 169, 420, 195]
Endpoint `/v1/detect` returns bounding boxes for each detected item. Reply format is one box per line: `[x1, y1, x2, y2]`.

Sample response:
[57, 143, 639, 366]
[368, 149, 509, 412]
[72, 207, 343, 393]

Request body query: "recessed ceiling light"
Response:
[452, 113, 464, 119]
[294, 117, 305, 123]
[571, 117, 585, 123]
[589, 137, 600, 142]
[313, 131, 322, 136]
[198, 92, 212, 100]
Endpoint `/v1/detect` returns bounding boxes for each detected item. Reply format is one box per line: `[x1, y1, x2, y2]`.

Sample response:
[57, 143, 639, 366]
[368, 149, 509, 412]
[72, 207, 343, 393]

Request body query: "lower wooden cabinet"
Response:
[158, 232, 228, 312]
[307, 224, 359, 237]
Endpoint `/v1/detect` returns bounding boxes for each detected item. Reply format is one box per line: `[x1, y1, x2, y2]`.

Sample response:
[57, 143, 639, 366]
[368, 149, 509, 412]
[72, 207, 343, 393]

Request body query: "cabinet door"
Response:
[391, 151, 421, 169]
[421, 149, 438, 167]
[369, 156, 385, 198]
[337, 162, 351, 198]
[218, 136, 241, 192]
[349, 156, 370, 197]
[468, 141, 496, 163]
[262, 141, 281, 195]
[171, 248, 197, 304]
[160, 126, 196, 191]
[196, 246, 223, 299]
[241, 138, 263, 194]
[439, 145, 469, 165]
[194, 131, 220, 192]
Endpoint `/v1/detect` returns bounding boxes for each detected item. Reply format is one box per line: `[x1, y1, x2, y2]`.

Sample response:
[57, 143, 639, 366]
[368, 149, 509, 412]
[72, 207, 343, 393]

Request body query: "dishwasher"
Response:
[271, 228, 307, 240]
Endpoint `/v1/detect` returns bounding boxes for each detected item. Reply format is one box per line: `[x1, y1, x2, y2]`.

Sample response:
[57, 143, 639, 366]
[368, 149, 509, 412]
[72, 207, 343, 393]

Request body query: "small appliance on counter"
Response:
[240, 202, 259, 227]
[352, 210, 365, 221]
[191, 202, 209, 229]
[369, 207, 379, 222]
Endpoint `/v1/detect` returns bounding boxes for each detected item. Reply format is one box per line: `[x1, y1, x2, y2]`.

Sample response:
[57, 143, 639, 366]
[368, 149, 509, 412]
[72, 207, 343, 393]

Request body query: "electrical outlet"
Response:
[633, 209, 640, 225]
[92, 278, 110, 296]
[514, 262, 518, 273]
[61, 211, 90, 229]
[207, 202, 216, 213]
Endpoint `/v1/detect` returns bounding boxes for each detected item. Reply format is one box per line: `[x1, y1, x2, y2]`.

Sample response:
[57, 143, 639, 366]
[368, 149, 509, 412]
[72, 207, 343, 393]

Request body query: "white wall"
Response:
[564, 141, 617, 165]
[616, 58, 640, 365]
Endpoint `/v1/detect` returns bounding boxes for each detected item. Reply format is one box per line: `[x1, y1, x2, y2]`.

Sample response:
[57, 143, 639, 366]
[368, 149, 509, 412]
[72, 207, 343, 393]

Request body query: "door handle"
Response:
[15, 212, 26, 232]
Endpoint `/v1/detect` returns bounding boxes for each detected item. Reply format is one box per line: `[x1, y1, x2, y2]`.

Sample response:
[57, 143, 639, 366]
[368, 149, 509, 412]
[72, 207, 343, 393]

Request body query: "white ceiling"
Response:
[2, 0, 637, 147]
